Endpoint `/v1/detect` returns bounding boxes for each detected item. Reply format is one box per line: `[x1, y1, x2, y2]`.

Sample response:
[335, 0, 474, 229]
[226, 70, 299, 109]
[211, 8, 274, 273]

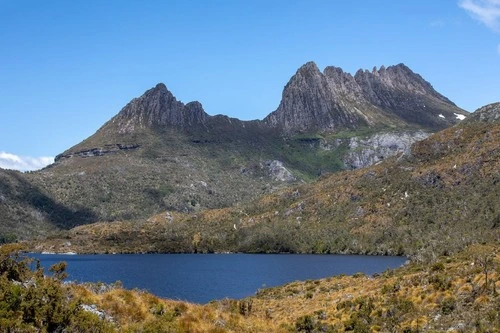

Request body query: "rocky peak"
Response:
[355, 63, 453, 103]
[264, 62, 365, 133]
[297, 61, 322, 75]
[323, 66, 362, 96]
[265, 62, 467, 134]
[112, 83, 208, 133]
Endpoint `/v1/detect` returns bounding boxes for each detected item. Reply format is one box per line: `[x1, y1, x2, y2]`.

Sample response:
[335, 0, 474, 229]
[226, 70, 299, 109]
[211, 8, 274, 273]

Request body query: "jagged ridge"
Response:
[31, 102, 500, 256]
[88, 62, 466, 139]
[265, 62, 467, 133]
[0, 62, 473, 238]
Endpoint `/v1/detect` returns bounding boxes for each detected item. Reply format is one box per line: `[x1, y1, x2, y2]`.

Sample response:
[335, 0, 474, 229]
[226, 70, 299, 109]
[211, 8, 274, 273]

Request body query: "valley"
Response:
[0, 62, 498, 332]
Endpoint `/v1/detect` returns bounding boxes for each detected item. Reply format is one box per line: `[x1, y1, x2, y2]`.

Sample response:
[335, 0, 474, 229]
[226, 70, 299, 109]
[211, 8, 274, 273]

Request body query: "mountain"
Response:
[29, 102, 499, 257]
[1, 62, 468, 240]
[264, 62, 466, 133]
[112, 83, 209, 132]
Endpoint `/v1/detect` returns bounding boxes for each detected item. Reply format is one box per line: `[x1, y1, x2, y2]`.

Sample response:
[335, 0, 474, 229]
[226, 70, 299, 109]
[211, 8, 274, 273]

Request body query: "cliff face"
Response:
[354, 64, 463, 130]
[265, 62, 467, 133]
[111, 83, 209, 133]
[264, 62, 370, 133]
[63, 62, 467, 145]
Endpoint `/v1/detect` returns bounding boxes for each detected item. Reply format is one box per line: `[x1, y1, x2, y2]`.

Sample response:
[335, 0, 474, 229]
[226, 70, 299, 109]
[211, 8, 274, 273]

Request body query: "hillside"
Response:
[31, 103, 498, 258]
[1, 62, 466, 239]
[2, 243, 498, 332]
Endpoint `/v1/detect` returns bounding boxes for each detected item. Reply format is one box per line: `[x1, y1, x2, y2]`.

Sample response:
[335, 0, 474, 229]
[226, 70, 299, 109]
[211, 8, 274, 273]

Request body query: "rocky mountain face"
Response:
[264, 62, 373, 133]
[0, 62, 471, 239]
[463, 102, 500, 124]
[265, 62, 466, 133]
[112, 83, 208, 133]
[34, 102, 499, 256]
[343, 131, 429, 169]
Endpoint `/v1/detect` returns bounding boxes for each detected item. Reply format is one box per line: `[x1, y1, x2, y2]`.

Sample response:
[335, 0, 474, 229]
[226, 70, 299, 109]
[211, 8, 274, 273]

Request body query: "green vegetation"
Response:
[1, 123, 372, 239]
[30, 117, 499, 259]
[1, 243, 498, 332]
[0, 244, 114, 332]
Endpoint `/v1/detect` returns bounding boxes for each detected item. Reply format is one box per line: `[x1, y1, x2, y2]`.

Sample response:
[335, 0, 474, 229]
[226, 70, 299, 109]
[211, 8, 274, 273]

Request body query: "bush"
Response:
[441, 297, 456, 315]
[0, 245, 113, 332]
[238, 299, 253, 316]
[431, 262, 445, 272]
[429, 274, 452, 291]
[295, 315, 315, 332]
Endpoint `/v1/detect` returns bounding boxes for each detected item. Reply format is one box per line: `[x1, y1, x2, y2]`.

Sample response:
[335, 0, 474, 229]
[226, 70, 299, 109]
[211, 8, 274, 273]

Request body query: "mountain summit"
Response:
[265, 62, 466, 133]
[99, 62, 465, 138]
[0, 61, 472, 237]
[110, 83, 208, 133]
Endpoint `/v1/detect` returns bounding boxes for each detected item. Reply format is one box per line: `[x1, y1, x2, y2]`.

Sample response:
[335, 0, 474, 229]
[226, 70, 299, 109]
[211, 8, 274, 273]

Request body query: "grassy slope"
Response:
[2, 243, 498, 332]
[1, 122, 415, 240]
[32, 115, 499, 258]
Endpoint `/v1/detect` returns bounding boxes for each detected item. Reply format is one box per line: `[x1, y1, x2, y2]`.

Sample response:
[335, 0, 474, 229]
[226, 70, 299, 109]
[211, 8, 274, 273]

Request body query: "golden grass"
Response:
[59, 243, 500, 332]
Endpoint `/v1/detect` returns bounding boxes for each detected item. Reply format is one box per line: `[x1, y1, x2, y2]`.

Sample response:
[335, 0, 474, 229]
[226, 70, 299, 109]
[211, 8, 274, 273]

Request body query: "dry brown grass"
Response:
[53, 243, 499, 332]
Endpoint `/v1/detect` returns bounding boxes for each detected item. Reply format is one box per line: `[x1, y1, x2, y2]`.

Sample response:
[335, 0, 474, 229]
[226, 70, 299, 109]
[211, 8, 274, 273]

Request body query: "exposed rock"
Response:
[344, 131, 429, 169]
[91, 62, 466, 139]
[263, 160, 296, 182]
[80, 304, 112, 321]
[265, 62, 467, 134]
[111, 83, 208, 133]
[463, 102, 499, 124]
[55, 144, 140, 162]
[264, 62, 368, 133]
[354, 64, 464, 130]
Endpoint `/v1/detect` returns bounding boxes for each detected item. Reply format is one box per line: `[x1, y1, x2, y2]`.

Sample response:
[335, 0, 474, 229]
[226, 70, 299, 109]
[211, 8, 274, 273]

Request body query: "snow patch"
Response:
[454, 113, 466, 120]
[438, 114, 445, 119]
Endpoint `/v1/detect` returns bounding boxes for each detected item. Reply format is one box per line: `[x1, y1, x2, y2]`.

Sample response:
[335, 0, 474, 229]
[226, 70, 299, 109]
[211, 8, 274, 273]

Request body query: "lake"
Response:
[31, 253, 406, 303]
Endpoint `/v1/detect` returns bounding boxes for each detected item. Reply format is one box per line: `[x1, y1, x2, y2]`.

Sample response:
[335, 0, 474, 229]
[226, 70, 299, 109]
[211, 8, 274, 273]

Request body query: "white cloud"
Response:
[0, 152, 54, 172]
[459, 0, 500, 32]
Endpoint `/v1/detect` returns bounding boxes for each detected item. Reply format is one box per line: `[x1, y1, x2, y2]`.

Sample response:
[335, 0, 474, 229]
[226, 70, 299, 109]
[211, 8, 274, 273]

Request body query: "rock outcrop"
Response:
[354, 64, 463, 130]
[55, 144, 140, 162]
[343, 131, 430, 169]
[463, 102, 499, 124]
[264, 160, 296, 182]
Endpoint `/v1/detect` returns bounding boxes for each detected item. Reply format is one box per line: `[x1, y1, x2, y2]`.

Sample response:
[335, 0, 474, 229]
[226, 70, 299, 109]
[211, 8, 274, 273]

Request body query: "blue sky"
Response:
[0, 0, 499, 171]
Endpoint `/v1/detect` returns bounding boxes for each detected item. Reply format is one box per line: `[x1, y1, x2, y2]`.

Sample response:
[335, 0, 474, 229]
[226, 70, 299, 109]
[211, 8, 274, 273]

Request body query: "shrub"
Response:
[238, 299, 253, 316]
[295, 315, 315, 332]
[429, 274, 452, 291]
[0, 246, 113, 332]
[441, 297, 456, 315]
[431, 262, 445, 272]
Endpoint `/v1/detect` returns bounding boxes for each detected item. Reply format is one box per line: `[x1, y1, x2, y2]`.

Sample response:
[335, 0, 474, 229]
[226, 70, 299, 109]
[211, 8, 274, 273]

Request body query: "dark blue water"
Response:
[30, 253, 405, 303]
